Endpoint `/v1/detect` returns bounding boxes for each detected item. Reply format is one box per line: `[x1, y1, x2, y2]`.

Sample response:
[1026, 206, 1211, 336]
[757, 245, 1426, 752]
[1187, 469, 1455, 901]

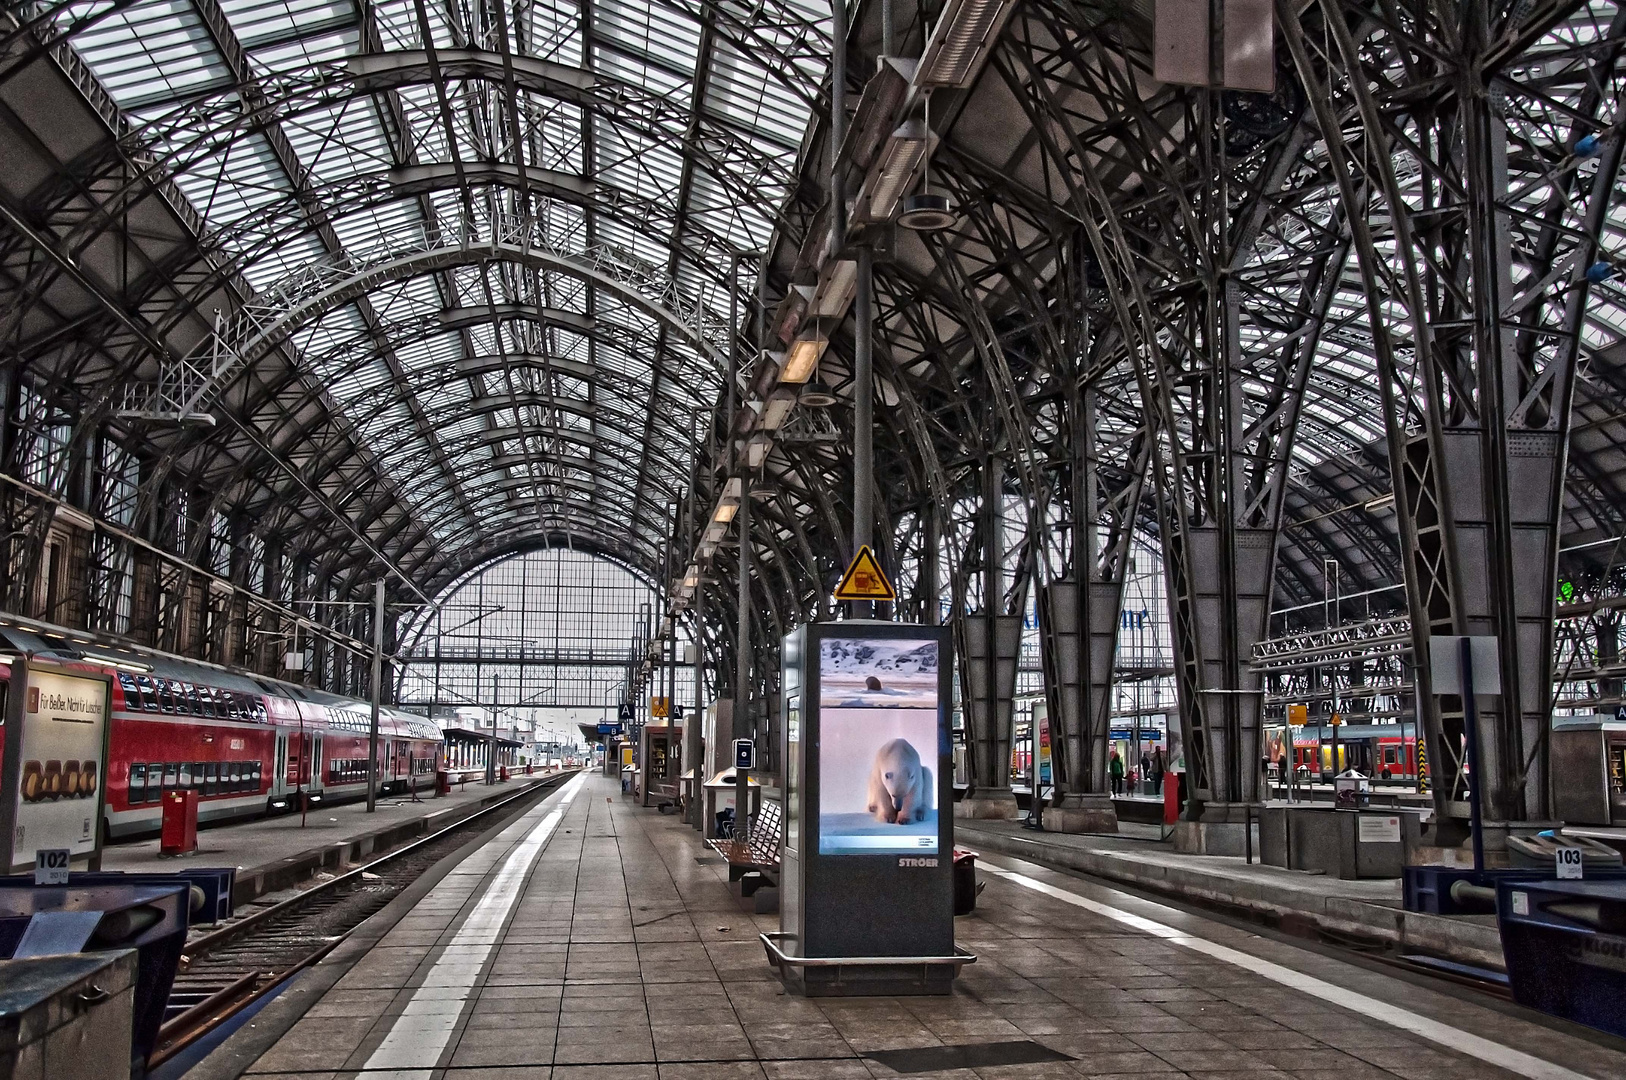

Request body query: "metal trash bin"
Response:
[1334, 769, 1370, 810]
[953, 848, 980, 916]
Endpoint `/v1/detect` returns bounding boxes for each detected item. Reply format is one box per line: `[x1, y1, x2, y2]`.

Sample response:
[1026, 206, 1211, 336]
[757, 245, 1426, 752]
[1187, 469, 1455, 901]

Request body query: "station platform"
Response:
[951, 819, 1507, 969]
[197, 772, 1625, 1080]
[103, 773, 564, 904]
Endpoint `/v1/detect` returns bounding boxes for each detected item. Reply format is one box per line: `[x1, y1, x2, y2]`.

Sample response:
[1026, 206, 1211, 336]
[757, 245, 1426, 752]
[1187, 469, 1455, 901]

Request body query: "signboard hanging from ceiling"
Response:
[834, 545, 896, 602]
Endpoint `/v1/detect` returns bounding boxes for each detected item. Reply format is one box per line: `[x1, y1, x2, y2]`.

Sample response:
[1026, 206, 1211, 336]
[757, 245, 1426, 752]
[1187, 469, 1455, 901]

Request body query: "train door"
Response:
[287, 729, 303, 789]
[274, 733, 288, 796]
[312, 735, 324, 792]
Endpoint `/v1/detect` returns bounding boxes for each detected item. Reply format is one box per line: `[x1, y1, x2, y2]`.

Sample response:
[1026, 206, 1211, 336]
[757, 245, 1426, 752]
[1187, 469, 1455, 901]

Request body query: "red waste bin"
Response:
[1164, 770, 1183, 825]
[161, 789, 198, 855]
[436, 770, 451, 795]
[500, 765, 510, 781]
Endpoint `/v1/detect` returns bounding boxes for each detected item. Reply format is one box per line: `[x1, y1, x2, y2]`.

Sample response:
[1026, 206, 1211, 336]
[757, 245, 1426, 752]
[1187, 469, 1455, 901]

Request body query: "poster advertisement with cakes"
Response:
[8, 665, 110, 870]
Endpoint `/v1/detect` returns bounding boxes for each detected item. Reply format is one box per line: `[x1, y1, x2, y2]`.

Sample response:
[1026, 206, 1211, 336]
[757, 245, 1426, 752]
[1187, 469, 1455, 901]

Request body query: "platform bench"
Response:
[706, 799, 783, 893]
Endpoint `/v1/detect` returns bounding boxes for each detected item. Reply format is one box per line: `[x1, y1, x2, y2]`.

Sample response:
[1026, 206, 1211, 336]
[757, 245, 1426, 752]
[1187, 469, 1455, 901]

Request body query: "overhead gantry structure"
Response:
[5, 0, 1626, 842]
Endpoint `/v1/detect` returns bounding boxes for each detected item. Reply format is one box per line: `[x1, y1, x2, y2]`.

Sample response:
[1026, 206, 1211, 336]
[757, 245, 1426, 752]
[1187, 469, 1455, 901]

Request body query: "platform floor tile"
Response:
[235, 774, 1623, 1080]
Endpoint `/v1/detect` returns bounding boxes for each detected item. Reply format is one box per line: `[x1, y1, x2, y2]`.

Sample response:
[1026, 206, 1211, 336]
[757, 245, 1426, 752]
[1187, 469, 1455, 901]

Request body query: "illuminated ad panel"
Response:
[817, 637, 940, 855]
[14, 668, 109, 862]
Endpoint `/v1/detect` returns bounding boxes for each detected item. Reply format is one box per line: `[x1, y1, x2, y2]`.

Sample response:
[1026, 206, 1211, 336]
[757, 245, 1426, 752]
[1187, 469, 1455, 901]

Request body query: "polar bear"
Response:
[867, 738, 932, 824]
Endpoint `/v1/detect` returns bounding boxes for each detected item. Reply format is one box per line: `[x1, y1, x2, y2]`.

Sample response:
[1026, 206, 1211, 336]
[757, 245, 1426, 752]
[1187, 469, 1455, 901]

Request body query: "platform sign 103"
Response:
[1556, 845, 1584, 880]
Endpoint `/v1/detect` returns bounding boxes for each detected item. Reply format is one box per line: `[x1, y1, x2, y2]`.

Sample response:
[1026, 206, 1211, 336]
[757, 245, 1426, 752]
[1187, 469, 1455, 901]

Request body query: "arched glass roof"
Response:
[25, 0, 827, 585]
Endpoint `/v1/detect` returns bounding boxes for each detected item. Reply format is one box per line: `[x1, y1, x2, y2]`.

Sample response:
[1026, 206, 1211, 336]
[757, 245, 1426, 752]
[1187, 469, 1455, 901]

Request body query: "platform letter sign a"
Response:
[1556, 846, 1584, 880]
[34, 848, 69, 885]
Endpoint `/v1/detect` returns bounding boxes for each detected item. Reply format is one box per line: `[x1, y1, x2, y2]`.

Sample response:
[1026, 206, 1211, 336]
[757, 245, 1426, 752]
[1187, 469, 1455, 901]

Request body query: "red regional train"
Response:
[0, 623, 443, 839]
[1266, 722, 1419, 781]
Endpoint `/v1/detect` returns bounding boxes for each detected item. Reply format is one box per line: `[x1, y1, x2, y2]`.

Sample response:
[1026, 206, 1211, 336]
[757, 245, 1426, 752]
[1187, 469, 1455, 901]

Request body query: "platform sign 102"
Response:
[34, 848, 69, 885]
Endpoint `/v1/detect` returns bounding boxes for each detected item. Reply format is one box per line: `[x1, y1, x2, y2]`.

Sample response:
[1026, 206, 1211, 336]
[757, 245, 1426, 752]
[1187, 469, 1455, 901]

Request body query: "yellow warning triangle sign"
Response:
[834, 544, 896, 601]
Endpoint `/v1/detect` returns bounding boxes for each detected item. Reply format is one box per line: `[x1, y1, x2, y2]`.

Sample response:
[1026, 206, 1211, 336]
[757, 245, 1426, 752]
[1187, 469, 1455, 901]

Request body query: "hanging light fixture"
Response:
[899, 94, 957, 231]
[799, 377, 841, 407]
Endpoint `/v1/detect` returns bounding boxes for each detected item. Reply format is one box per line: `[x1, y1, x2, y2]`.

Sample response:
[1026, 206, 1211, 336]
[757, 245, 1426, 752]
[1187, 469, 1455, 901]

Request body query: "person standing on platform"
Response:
[1140, 750, 1152, 795]
[1109, 747, 1125, 795]
[1152, 747, 1166, 794]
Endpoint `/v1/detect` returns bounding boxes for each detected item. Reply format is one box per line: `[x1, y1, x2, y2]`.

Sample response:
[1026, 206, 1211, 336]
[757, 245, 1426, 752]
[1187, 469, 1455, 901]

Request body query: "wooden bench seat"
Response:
[706, 799, 782, 887]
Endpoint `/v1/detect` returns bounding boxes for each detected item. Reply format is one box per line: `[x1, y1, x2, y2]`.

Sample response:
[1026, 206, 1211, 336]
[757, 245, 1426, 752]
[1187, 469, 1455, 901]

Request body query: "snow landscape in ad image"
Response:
[819, 637, 939, 708]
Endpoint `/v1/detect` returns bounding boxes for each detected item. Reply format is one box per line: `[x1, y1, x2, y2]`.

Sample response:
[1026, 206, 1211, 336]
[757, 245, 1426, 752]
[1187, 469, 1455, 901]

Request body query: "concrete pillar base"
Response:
[1041, 793, 1119, 834]
[954, 789, 1020, 820]
[1172, 803, 1261, 856]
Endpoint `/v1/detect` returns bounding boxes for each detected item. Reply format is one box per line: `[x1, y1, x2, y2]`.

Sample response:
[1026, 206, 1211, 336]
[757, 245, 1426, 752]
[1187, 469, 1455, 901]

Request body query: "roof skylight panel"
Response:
[396, 86, 455, 162]
[293, 303, 368, 356]
[405, 339, 466, 379]
[70, 0, 234, 110]
[369, 274, 443, 325]
[171, 131, 292, 226]
[595, 0, 701, 77]
[329, 199, 425, 252]
[592, 41, 691, 99]
[240, 231, 328, 290]
[220, 0, 354, 47]
[246, 25, 356, 73]
[513, 0, 583, 65]
[703, 43, 804, 147]
[282, 100, 396, 185]
[370, 0, 446, 48]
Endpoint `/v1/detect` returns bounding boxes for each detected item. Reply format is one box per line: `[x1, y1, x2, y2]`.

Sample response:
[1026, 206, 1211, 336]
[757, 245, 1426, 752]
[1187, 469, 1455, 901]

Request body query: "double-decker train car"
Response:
[0, 623, 442, 839]
[1266, 722, 1419, 781]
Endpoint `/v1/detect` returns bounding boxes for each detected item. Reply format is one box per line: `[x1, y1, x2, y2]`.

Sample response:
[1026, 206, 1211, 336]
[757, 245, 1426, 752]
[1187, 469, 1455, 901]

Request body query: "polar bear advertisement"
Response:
[817, 638, 940, 855]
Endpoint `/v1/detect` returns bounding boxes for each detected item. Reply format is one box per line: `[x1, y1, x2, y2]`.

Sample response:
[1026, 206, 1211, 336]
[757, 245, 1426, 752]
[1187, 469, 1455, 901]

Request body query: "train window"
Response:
[227, 693, 245, 720]
[161, 763, 178, 790]
[250, 761, 262, 789]
[129, 763, 146, 804]
[177, 762, 192, 787]
[203, 763, 218, 795]
[134, 675, 157, 711]
[117, 672, 138, 707]
[199, 687, 217, 719]
[187, 684, 204, 716]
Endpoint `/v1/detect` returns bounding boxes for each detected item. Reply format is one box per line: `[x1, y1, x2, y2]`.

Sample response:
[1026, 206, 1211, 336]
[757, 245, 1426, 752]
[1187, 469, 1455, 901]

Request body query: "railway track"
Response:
[146, 771, 579, 1070]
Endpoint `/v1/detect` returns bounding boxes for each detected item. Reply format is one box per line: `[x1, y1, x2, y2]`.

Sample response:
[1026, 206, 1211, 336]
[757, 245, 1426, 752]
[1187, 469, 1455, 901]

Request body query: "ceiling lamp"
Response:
[899, 192, 956, 231]
[866, 118, 929, 221]
[712, 477, 743, 524]
[898, 96, 956, 231]
[760, 389, 797, 430]
[799, 377, 841, 408]
[917, 0, 1019, 89]
[780, 331, 829, 384]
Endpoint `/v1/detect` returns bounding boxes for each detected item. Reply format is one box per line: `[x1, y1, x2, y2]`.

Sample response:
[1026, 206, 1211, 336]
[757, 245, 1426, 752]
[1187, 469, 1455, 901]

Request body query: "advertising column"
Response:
[777, 622, 958, 996]
[2, 659, 113, 873]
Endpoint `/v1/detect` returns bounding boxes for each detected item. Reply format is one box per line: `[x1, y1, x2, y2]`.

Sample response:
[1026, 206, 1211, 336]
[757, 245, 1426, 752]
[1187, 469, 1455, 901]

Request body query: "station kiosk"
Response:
[638, 719, 682, 807]
[765, 622, 973, 995]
